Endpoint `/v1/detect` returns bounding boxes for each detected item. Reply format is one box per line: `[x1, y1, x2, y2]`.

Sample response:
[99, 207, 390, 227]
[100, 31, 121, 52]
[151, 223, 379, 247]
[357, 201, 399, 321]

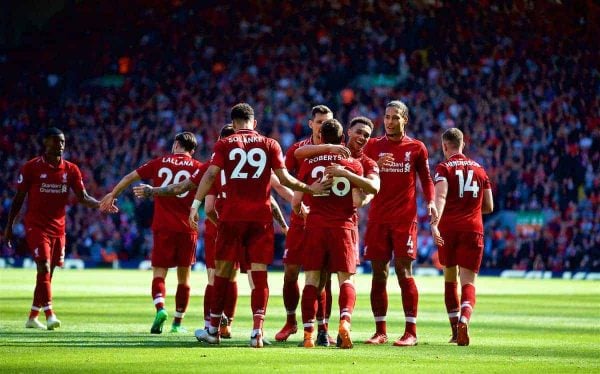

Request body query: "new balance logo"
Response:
[40, 174, 47, 179]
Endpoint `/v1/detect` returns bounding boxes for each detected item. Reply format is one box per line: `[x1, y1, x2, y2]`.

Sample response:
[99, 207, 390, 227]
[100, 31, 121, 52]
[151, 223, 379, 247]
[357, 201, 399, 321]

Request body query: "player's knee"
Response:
[36, 261, 51, 274]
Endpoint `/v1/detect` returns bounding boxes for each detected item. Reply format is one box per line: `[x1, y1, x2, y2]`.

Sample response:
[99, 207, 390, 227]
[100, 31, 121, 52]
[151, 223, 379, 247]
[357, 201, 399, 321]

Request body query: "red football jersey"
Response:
[191, 162, 223, 215]
[285, 137, 313, 175]
[210, 129, 285, 222]
[364, 135, 434, 228]
[136, 153, 203, 233]
[298, 153, 363, 229]
[17, 156, 85, 236]
[434, 153, 491, 234]
[285, 138, 313, 227]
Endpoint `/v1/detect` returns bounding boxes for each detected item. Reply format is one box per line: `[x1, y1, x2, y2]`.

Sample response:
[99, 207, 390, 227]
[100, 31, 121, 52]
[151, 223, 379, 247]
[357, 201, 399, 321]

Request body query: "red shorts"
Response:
[215, 221, 274, 268]
[152, 230, 197, 268]
[302, 227, 357, 274]
[364, 221, 418, 261]
[283, 223, 305, 265]
[204, 220, 217, 269]
[26, 227, 65, 267]
[438, 230, 484, 273]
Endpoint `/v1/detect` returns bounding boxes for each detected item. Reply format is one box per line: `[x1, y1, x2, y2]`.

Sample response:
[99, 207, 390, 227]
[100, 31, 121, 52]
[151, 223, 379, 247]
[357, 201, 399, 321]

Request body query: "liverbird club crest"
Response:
[404, 151, 411, 162]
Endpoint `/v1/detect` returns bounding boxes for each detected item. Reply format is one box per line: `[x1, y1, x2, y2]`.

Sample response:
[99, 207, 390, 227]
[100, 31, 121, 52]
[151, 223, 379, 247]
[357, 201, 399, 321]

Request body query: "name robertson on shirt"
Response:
[40, 183, 67, 193]
[307, 154, 345, 164]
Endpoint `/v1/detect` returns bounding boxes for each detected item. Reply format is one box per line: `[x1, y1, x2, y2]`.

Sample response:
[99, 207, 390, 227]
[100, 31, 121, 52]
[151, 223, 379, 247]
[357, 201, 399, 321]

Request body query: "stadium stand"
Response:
[1, 1, 598, 272]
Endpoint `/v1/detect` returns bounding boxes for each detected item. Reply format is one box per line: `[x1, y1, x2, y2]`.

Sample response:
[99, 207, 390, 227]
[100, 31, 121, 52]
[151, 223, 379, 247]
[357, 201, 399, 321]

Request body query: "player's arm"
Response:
[270, 195, 289, 234]
[416, 148, 437, 222]
[294, 144, 351, 160]
[76, 188, 105, 210]
[482, 188, 494, 214]
[270, 173, 294, 203]
[133, 178, 197, 199]
[431, 179, 448, 246]
[325, 163, 380, 195]
[189, 165, 220, 229]
[291, 191, 305, 217]
[99, 170, 140, 211]
[273, 168, 331, 195]
[3, 190, 26, 248]
[204, 194, 218, 225]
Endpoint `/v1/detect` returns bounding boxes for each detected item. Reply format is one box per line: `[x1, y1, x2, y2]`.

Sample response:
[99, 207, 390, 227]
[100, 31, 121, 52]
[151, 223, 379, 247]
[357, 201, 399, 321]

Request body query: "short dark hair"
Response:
[349, 116, 374, 130]
[43, 127, 64, 138]
[387, 100, 409, 120]
[230, 103, 254, 122]
[311, 105, 333, 119]
[220, 124, 235, 138]
[320, 119, 344, 144]
[175, 132, 197, 152]
[442, 128, 464, 148]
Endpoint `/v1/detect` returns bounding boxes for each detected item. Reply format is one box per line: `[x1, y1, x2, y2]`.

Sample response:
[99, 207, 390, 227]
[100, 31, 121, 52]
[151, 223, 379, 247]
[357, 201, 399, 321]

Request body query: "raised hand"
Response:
[325, 163, 348, 178]
[309, 177, 333, 195]
[377, 153, 395, 168]
[327, 145, 351, 158]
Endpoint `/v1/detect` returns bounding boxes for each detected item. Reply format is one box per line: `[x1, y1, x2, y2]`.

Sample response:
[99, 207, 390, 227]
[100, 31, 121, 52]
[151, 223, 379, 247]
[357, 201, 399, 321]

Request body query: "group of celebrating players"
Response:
[3, 99, 493, 348]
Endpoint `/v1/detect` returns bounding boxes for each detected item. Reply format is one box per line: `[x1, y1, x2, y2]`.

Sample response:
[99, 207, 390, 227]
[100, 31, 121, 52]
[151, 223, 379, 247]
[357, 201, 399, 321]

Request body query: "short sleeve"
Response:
[136, 158, 157, 180]
[269, 139, 285, 170]
[69, 163, 85, 194]
[211, 140, 226, 169]
[16, 164, 31, 193]
[434, 163, 448, 185]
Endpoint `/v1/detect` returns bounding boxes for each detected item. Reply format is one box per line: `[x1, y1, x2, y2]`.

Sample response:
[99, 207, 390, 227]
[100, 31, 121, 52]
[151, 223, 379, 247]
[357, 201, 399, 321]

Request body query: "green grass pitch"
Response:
[1, 268, 598, 373]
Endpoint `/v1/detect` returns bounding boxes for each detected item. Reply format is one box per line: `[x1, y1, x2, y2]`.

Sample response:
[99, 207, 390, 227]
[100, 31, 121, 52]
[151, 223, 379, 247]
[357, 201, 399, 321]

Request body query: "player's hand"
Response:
[325, 163, 347, 178]
[427, 201, 439, 224]
[309, 177, 332, 195]
[189, 207, 199, 230]
[299, 202, 309, 217]
[377, 153, 395, 168]
[133, 184, 154, 199]
[327, 145, 351, 158]
[281, 225, 289, 236]
[99, 193, 119, 213]
[3, 226, 13, 249]
[431, 224, 444, 246]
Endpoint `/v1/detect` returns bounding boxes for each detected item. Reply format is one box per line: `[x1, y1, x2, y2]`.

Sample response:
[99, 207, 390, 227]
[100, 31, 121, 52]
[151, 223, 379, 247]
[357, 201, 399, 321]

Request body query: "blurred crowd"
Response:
[1, 0, 598, 271]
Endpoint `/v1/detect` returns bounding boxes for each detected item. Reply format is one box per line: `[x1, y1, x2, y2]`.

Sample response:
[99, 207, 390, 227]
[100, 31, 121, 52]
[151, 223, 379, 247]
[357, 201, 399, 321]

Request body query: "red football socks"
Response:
[301, 285, 319, 333]
[173, 283, 190, 324]
[224, 280, 238, 322]
[203, 284, 213, 324]
[460, 284, 476, 323]
[209, 276, 229, 330]
[250, 271, 268, 330]
[399, 277, 418, 337]
[151, 277, 166, 311]
[445, 281, 460, 327]
[283, 280, 299, 324]
[371, 279, 388, 334]
[339, 282, 356, 322]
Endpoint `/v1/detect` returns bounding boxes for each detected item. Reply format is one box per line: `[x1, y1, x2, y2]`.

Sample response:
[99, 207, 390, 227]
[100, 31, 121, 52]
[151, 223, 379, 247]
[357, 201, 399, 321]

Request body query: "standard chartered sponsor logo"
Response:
[381, 162, 411, 173]
[40, 183, 67, 194]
